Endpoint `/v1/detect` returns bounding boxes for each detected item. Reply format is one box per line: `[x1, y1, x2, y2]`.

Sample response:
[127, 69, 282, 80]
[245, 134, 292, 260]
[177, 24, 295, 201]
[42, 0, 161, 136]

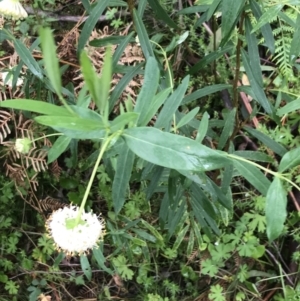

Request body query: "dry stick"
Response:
[24, 6, 130, 23]
[288, 191, 300, 212]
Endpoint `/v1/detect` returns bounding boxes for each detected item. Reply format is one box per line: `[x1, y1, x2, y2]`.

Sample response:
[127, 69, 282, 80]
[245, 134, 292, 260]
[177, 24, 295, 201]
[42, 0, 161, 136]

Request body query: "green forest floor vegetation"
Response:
[1, 0, 300, 300]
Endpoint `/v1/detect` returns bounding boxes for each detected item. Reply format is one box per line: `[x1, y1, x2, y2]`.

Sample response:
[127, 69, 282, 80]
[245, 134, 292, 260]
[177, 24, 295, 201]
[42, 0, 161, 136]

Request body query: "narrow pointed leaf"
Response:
[251, 4, 283, 33]
[196, 112, 209, 143]
[241, 49, 273, 114]
[155, 76, 190, 129]
[77, 0, 110, 54]
[48, 136, 72, 163]
[233, 159, 270, 195]
[93, 247, 113, 274]
[279, 147, 300, 172]
[244, 126, 287, 156]
[266, 177, 287, 242]
[290, 14, 300, 64]
[133, 8, 154, 58]
[98, 47, 112, 115]
[109, 64, 142, 112]
[80, 255, 92, 281]
[277, 98, 300, 116]
[218, 108, 236, 150]
[250, 0, 275, 54]
[134, 57, 159, 125]
[35, 116, 105, 131]
[139, 88, 172, 126]
[245, 17, 263, 87]
[112, 144, 135, 213]
[14, 39, 43, 80]
[123, 127, 228, 171]
[147, 0, 178, 28]
[177, 107, 199, 129]
[220, 0, 246, 46]
[80, 52, 101, 112]
[0, 100, 73, 116]
[39, 28, 61, 93]
[182, 84, 231, 105]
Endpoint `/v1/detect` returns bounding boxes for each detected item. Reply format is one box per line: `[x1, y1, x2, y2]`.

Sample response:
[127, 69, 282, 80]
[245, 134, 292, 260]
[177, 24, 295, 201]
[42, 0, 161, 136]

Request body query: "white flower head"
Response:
[15, 137, 32, 154]
[1, 71, 23, 87]
[0, 0, 28, 20]
[46, 206, 105, 255]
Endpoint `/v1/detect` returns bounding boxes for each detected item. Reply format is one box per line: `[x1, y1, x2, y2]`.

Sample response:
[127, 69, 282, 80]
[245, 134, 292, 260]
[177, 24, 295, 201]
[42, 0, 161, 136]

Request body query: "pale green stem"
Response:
[75, 133, 119, 222]
[58, 94, 76, 116]
[227, 154, 300, 192]
[150, 40, 174, 91]
[31, 133, 63, 143]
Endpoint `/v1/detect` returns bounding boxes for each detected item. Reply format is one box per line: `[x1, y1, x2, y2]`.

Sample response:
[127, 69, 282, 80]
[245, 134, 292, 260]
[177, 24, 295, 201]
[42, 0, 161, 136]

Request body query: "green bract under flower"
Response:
[0, 0, 27, 19]
[46, 206, 105, 255]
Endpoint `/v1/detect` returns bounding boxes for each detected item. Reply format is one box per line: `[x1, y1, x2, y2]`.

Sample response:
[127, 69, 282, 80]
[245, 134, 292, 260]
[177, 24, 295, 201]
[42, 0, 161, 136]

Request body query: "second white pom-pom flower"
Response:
[0, 0, 28, 19]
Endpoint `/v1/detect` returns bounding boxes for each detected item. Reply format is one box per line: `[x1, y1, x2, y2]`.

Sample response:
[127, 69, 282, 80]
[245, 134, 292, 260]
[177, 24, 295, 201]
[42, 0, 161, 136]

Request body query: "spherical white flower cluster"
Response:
[0, 0, 27, 20]
[46, 206, 105, 255]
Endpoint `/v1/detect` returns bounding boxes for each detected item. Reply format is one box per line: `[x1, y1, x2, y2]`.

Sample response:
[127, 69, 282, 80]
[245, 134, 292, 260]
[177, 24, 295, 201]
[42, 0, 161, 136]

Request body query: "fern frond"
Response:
[39, 196, 66, 212]
[272, 19, 294, 78]
[50, 161, 62, 180]
[24, 148, 47, 172]
[0, 110, 12, 143]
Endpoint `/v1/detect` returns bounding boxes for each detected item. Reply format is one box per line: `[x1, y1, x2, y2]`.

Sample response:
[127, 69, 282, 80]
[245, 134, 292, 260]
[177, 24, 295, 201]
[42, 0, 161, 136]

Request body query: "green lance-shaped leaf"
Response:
[241, 49, 274, 115]
[244, 126, 287, 157]
[112, 144, 135, 214]
[250, 0, 275, 54]
[123, 127, 229, 171]
[279, 147, 300, 173]
[98, 47, 112, 116]
[176, 107, 200, 129]
[133, 8, 154, 59]
[220, 0, 246, 46]
[93, 247, 113, 274]
[182, 84, 231, 105]
[77, 0, 110, 54]
[196, 112, 209, 143]
[277, 98, 300, 116]
[155, 76, 190, 130]
[218, 108, 236, 150]
[48, 136, 72, 164]
[0, 100, 73, 116]
[80, 52, 101, 112]
[233, 159, 270, 196]
[147, 0, 178, 29]
[290, 14, 300, 64]
[266, 177, 287, 242]
[245, 17, 263, 87]
[39, 28, 61, 94]
[14, 39, 43, 80]
[134, 56, 160, 125]
[251, 4, 283, 33]
[80, 48, 112, 116]
[35, 116, 106, 139]
[80, 254, 92, 281]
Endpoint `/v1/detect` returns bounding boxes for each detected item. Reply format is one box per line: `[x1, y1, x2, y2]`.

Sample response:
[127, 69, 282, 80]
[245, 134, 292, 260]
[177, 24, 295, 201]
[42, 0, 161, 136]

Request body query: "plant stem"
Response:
[76, 133, 119, 222]
[227, 153, 300, 191]
[32, 133, 63, 143]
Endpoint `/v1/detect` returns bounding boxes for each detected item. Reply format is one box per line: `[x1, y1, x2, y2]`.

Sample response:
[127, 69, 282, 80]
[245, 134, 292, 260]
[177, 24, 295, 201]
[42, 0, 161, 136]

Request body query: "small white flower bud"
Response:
[15, 138, 32, 154]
